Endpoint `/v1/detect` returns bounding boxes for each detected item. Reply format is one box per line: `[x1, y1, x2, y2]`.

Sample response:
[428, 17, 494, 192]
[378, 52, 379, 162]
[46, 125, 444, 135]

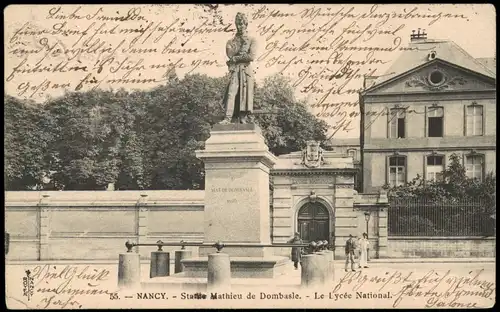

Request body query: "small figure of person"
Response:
[288, 232, 303, 270]
[344, 234, 356, 272]
[358, 233, 370, 269]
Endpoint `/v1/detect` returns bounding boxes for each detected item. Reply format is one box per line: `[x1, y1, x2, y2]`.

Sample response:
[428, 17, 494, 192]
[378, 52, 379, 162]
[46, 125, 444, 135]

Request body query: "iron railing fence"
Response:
[388, 197, 495, 237]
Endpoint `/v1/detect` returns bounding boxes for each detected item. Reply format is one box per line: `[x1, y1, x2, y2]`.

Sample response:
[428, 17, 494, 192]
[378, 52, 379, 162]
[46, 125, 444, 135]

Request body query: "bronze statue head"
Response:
[235, 12, 248, 34]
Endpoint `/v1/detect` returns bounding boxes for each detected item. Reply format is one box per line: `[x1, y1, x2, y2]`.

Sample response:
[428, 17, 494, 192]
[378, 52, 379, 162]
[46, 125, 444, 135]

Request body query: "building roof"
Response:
[327, 138, 360, 147]
[368, 39, 496, 89]
[477, 57, 496, 73]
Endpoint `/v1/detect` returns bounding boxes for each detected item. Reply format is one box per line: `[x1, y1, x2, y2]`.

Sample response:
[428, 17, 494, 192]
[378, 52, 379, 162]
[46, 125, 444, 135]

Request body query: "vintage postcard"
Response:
[4, 4, 496, 309]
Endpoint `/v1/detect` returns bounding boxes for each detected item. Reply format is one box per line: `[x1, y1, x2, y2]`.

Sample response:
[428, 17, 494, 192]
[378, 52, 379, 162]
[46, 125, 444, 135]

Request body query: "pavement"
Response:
[5, 259, 496, 309]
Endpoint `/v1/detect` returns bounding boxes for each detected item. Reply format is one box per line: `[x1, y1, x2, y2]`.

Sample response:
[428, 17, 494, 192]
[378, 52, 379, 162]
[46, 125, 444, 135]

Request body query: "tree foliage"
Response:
[254, 75, 328, 156]
[385, 153, 496, 236]
[4, 73, 327, 191]
[4, 96, 52, 190]
[42, 90, 136, 189]
[384, 154, 495, 205]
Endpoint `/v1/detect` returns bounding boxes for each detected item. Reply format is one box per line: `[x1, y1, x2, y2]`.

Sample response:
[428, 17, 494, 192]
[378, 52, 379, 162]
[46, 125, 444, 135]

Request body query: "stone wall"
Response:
[5, 191, 204, 261]
[387, 237, 496, 258]
[6, 191, 493, 261]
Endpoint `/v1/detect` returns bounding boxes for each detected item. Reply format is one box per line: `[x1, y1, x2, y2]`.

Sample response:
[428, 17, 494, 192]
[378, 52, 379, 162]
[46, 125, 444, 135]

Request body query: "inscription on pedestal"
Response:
[211, 187, 255, 205]
[205, 169, 268, 243]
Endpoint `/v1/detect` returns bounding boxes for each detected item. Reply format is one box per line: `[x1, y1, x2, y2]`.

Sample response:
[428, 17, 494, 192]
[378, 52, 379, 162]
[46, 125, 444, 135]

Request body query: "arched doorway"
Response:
[297, 202, 330, 242]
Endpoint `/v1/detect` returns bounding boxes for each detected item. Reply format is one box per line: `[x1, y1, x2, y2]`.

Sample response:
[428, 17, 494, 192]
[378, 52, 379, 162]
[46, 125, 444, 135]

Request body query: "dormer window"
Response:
[428, 50, 437, 60]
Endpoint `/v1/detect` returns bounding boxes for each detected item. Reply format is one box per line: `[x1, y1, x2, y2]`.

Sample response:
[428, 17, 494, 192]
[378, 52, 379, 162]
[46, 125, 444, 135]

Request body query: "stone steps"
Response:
[142, 262, 302, 291]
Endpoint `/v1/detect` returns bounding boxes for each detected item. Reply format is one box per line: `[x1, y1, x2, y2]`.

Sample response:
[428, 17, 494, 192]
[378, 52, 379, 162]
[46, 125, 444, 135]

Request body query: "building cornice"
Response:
[271, 168, 359, 176]
[363, 90, 495, 104]
[363, 146, 496, 153]
[6, 202, 205, 208]
[365, 88, 496, 97]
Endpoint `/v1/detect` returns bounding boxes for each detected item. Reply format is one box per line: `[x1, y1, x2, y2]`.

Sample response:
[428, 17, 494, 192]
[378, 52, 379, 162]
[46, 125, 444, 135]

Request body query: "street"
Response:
[5, 259, 495, 309]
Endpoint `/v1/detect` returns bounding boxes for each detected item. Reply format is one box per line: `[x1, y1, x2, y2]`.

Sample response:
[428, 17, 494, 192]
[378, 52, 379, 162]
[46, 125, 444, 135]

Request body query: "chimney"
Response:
[410, 28, 427, 42]
[363, 75, 377, 90]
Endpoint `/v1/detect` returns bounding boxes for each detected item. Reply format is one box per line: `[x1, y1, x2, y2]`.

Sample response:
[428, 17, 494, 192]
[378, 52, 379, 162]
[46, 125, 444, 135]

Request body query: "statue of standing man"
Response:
[220, 12, 257, 124]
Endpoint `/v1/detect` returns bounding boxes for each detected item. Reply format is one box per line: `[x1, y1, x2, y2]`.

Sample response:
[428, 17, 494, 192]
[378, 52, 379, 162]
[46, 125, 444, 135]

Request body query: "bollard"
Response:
[118, 252, 141, 289]
[322, 250, 335, 284]
[150, 251, 170, 278]
[315, 251, 329, 285]
[301, 254, 325, 288]
[175, 250, 192, 273]
[207, 253, 231, 291]
[318, 251, 330, 285]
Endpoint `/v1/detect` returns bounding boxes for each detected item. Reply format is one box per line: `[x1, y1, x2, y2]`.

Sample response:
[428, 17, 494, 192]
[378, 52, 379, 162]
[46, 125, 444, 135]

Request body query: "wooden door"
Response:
[298, 203, 329, 243]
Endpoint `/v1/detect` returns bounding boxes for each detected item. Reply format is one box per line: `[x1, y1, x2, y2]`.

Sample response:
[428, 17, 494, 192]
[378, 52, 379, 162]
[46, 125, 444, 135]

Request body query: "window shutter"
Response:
[385, 155, 389, 186]
[481, 105, 487, 135]
[423, 154, 427, 184]
[424, 106, 428, 137]
[386, 107, 391, 138]
[463, 105, 467, 136]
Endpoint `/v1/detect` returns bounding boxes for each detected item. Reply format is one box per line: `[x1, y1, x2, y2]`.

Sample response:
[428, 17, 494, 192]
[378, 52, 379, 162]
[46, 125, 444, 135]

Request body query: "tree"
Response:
[114, 90, 150, 190]
[138, 73, 227, 190]
[254, 74, 329, 156]
[4, 96, 52, 190]
[5, 73, 329, 191]
[43, 89, 136, 190]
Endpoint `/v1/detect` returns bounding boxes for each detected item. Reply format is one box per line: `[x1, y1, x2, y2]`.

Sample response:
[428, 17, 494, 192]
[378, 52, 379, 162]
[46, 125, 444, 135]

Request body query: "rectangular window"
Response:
[466, 155, 484, 181]
[390, 109, 406, 138]
[427, 107, 443, 137]
[426, 155, 444, 182]
[389, 156, 406, 186]
[466, 105, 483, 136]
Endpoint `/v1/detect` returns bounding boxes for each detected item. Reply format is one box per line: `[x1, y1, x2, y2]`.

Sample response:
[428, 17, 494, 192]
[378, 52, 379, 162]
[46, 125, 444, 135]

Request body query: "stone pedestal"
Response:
[181, 256, 289, 278]
[196, 124, 277, 257]
[190, 124, 287, 278]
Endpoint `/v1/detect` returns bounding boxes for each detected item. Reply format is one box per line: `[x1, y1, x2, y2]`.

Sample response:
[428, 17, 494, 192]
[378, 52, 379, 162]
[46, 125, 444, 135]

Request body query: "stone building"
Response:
[360, 31, 496, 192]
[271, 141, 388, 259]
[326, 138, 362, 191]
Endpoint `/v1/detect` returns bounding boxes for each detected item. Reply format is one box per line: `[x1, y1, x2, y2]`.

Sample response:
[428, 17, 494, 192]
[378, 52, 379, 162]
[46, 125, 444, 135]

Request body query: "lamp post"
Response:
[364, 211, 371, 238]
[364, 211, 371, 261]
